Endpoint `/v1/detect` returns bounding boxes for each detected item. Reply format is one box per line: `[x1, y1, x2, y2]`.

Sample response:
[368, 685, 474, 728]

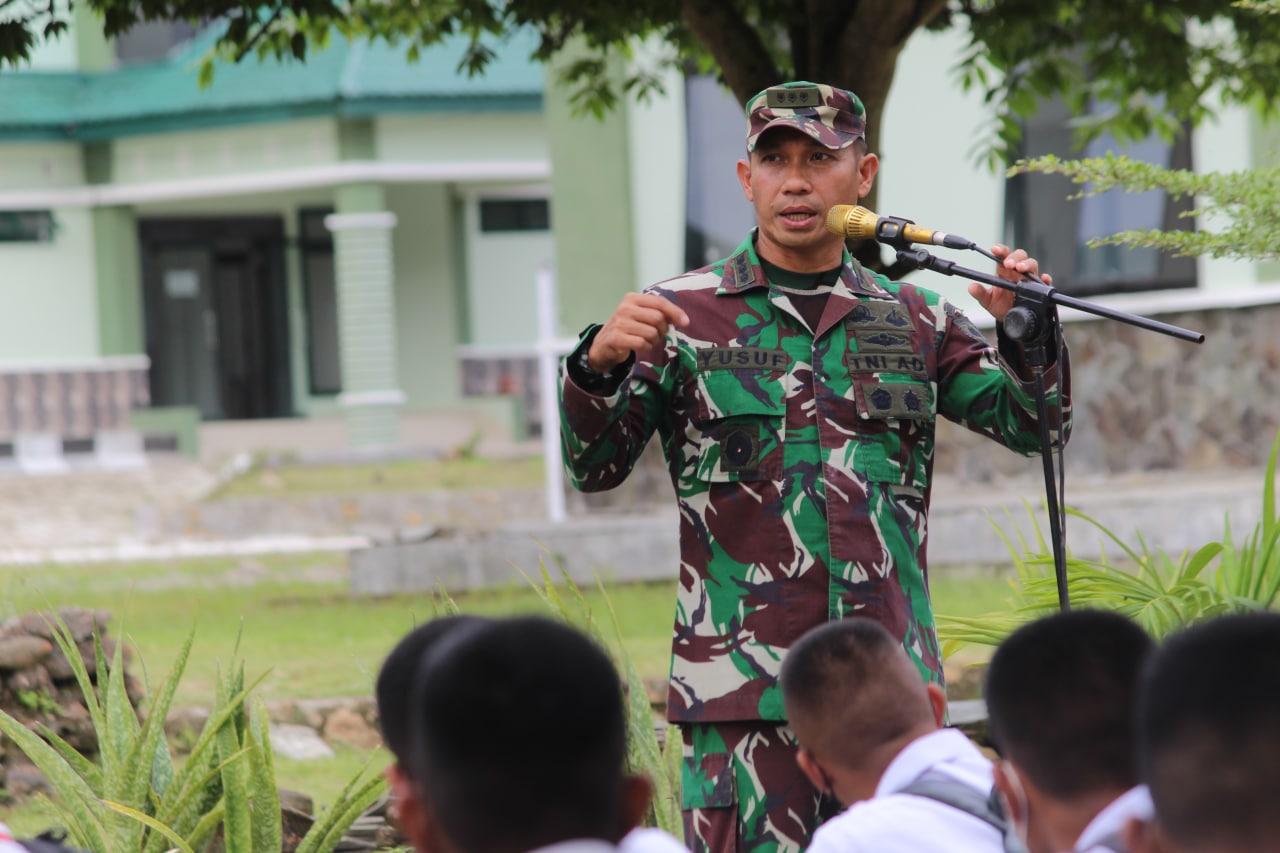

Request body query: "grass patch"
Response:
[210, 456, 546, 501]
[0, 552, 1011, 837]
[1, 555, 1010, 708]
[0, 554, 679, 707]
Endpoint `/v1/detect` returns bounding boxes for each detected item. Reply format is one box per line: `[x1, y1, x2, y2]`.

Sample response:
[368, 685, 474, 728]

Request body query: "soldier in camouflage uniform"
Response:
[559, 81, 1071, 853]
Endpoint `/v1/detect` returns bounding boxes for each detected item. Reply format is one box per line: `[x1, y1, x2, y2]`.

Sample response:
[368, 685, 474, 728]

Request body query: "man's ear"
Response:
[618, 774, 655, 841]
[992, 762, 1026, 827]
[1125, 816, 1172, 853]
[795, 746, 829, 794]
[925, 682, 948, 728]
[737, 159, 754, 202]
[856, 151, 879, 199]
[391, 773, 450, 853]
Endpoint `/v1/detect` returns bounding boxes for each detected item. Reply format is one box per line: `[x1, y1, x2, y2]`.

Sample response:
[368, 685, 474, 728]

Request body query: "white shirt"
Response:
[0, 824, 26, 853]
[527, 841, 618, 853]
[619, 827, 688, 853]
[806, 728, 1004, 853]
[1074, 786, 1154, 853]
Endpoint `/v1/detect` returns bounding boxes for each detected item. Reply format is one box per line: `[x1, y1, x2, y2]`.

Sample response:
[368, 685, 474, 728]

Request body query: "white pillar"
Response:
[537, 264, 567, 523]
[325, 210, 403, 449]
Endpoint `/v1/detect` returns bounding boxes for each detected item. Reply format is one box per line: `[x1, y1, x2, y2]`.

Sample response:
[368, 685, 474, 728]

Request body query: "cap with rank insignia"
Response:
[745, 81, 866, 152]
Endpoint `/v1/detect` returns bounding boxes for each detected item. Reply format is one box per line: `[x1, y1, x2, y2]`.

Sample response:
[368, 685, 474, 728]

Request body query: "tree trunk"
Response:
[696, 1, 947, 203]
[690, 0, 947, 273]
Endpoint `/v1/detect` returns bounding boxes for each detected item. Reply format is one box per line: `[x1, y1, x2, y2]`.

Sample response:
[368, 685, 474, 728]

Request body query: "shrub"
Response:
[937, 429, 1280, 651]
[0, 616, 384, 853]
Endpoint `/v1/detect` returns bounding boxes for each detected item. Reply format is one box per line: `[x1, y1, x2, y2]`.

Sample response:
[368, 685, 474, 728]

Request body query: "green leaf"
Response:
[216, 663, 253, 853]
[295, 768, 388, 853]
[247, 697, 283, 853]
[0, 709, 111, 852]
[102, 799, 197, 853]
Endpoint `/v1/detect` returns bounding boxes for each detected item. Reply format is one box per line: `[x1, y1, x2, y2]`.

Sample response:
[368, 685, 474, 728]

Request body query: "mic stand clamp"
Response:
[892, 246, 1204, 613]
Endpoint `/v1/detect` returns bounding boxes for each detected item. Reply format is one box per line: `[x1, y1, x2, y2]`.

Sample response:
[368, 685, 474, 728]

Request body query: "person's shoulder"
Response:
[618, 826, 689, 853]
[646, 264, 724, 297]
[812, 791, 1002, 852]
[863, 267, 945, 307]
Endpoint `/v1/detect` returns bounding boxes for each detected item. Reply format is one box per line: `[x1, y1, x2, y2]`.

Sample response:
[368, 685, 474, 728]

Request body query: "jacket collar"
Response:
[717, 231, 893, 300]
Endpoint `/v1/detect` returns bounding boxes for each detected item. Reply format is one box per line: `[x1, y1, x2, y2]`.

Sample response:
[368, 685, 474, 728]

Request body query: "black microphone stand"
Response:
[891, 245, 1204, 611]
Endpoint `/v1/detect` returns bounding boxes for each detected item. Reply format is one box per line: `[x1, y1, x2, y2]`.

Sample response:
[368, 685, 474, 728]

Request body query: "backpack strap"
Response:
[14, 831, 92, 853]
[897, 771, 1023, 853]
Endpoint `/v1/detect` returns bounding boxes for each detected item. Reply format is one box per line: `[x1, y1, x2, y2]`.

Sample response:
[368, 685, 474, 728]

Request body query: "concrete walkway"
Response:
[0, 434, 1270, 577]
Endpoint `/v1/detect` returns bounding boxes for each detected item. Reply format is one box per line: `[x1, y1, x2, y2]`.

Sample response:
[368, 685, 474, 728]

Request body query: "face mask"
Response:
[999, 760, 1033, 853]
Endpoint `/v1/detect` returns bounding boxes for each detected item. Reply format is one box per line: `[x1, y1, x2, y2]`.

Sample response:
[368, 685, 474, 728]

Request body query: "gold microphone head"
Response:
[825, 205, 879, 239]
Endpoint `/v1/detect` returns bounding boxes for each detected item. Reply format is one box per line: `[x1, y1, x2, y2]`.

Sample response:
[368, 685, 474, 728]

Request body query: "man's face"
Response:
[736, 127, 878, 272]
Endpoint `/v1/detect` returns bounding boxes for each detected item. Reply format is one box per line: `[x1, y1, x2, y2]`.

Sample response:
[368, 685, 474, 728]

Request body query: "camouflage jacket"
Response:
[559, 235, 1072, 724]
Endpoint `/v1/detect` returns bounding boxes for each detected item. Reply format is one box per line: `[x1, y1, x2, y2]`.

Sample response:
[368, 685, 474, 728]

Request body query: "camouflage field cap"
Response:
[745, 81, 866, 151]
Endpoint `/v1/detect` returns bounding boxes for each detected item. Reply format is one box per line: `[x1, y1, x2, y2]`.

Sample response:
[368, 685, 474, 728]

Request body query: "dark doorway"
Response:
[139, 217, 293, 420]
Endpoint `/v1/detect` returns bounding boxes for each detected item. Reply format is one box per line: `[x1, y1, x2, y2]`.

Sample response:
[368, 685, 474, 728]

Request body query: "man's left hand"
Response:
[967, 244, 1052, 324]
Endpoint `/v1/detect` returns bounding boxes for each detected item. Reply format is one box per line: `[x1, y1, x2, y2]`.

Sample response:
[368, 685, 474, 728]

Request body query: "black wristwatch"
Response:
[573, 348, 609, 391]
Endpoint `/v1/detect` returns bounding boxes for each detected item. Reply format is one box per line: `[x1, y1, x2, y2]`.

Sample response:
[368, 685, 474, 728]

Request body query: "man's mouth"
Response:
[781, 210, 815, 223]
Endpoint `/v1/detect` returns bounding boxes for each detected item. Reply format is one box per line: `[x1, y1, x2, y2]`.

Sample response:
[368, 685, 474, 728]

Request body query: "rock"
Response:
[282, 804, 315, 853]
[165, 706, 211, 742]
[293, 698, 332, 730]
[323, 706, 382, 750]
[18, 608, 109, 643]
[5, 761, 52, 797]
[278, 788, 315, 816]
[270, 723, 335, 761]
[0, 637, 52, 671]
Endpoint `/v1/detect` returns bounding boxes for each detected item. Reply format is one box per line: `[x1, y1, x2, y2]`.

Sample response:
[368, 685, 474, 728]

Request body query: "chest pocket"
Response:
[852, 375, 935, 488]
[693, 369, 785, 482]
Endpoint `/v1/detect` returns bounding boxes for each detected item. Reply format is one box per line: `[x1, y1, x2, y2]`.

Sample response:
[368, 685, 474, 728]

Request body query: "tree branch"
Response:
[681, 0, 781, 104]
[788, 0, 809, 79]
[233, 5, 284, 62]
[805, 0, 856, 80]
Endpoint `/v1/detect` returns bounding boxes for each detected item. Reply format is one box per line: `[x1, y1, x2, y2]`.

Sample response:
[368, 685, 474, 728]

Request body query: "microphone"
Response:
[826, 205, 976, 250]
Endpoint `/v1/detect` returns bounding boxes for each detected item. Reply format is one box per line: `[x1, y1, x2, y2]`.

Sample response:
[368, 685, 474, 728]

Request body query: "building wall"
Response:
[545, 50, 637, 337]
[0, 142, 100, 362]
[876, 25, 1004, 318]
[625, 44, 687, 293]
[0, 206, 101, 361]
[378, 113, 548, 164]
[388, 182, 467, 410]
[111, 119, 339, 186]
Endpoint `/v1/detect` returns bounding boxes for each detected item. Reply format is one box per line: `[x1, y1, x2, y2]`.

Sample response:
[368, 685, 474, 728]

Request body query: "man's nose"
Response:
[780, 164, 812, 193]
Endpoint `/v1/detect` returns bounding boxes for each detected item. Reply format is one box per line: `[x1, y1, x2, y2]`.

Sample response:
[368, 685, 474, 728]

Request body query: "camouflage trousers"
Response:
[681, 721, 835, 853]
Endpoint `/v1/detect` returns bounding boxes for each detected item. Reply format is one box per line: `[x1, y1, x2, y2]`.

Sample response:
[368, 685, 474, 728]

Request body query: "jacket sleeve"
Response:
[558, 324, 675, 493]
[935, 299, 1073, 456]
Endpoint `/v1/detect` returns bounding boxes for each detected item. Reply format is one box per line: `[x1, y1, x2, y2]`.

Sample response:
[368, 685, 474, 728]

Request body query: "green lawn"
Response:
[0, 553, 1013, 836]
[1, 555, 1011, 706]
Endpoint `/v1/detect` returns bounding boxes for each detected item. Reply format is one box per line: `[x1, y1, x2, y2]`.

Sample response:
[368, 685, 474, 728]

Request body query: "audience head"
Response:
[985, 609, 1153, 853]
[375, 614, 489, 769]
[398, 616, 646, 853]
[780, 617, 945, 805]
[1127, 612, 1280, 853]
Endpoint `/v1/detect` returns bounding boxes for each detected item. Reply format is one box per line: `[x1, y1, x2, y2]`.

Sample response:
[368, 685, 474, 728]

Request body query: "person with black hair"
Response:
[376, 615, 684, 853]
[375, 613, 490, 838]
[985, 610, 1155, 853]
[779, 617, 1005, 852]
[392, 616, 656, 853]
[376, 615, 489, 770]
[1124, 612, 1280, 853]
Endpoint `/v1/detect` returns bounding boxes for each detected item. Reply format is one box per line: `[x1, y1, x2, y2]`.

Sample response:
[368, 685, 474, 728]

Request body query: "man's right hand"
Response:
[588, 293, 689, 372]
